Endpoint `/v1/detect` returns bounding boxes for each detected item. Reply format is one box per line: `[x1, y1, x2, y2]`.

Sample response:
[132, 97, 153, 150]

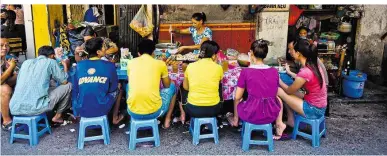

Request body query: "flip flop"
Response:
[1, 121, 12, 131]
[273, 125, 289, 141]
[274, 133, 291, 141]
[162, 119, 172, 129]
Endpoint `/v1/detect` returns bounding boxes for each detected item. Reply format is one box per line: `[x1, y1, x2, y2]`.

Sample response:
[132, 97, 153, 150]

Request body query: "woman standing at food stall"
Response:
[170, 12, 212, 55]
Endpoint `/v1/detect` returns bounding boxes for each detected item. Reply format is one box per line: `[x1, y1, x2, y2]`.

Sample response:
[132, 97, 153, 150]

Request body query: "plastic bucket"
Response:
[342, 70, 367, 98]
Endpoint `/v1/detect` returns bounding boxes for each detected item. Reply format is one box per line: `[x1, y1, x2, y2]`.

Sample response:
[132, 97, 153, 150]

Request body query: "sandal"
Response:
[274, 133, 291, 141]
[2, 121, 12, 131]
[273, 124, 289, 141]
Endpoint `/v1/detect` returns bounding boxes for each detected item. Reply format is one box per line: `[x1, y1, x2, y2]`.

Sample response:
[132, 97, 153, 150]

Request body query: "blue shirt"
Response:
[84, 8, 98, 23]
[73, 59, 118, 117]
[189, 26, 212, 54]
[10, 56, 68, 115]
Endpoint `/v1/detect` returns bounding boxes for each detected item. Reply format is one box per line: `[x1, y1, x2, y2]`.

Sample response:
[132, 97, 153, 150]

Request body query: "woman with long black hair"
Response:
[277, 39, 327, 129]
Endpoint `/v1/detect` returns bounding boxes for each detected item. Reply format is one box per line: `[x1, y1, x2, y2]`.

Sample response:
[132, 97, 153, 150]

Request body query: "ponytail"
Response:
[295, 39, 323, 88]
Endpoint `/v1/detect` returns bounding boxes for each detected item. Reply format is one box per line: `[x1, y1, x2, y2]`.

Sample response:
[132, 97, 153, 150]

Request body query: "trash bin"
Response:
[342, 70, 367, 98]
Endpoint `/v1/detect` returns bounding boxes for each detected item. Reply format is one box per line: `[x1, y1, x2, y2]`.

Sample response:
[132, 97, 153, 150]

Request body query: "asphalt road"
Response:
[1, 103, 387, 155]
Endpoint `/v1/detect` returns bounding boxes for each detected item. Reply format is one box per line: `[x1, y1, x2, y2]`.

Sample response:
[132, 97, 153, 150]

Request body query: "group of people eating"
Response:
[1, 12, 327, 141]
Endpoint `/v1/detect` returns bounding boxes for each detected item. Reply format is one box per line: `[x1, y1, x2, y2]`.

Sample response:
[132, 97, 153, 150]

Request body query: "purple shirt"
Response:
[236, 65, 281, 124]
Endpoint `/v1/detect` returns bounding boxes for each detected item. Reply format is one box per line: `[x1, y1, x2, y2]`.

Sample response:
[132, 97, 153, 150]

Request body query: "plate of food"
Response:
[155, 43, 180, 49]
[175, 53, 199, 61]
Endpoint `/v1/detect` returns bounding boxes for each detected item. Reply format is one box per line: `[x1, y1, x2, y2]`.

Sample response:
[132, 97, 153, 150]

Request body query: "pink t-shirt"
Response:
[297, 67, 327, 108]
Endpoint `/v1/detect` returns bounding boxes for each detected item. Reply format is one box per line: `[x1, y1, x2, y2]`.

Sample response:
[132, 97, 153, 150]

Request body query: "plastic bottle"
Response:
[72, 63, 77, 70]
[346, 61, 350, 76]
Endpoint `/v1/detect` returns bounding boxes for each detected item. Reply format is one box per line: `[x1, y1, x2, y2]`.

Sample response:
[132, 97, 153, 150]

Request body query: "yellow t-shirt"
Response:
[185, 58, 223, 106]
[126, 54, 169, 114]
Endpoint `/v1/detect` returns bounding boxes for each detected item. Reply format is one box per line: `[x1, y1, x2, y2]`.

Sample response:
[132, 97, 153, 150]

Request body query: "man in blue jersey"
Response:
[73, 37, 119, 118]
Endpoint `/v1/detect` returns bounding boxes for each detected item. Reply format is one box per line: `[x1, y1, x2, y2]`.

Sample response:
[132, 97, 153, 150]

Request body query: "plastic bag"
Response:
[129, 5, 154, 37]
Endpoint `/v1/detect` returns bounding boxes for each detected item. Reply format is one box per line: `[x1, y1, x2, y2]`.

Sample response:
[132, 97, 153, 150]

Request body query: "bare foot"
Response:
[113, 114, 125, 125]
[52, 117, 64, 123]
[163, 117, 171, 129]
[273, 122, 287, 140]
[180, 112, 186, 124]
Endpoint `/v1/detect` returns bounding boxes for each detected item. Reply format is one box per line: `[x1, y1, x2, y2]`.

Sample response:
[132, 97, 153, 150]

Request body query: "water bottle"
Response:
[346, 61, 350, 76]
[70, 63, 78, 116]
[69, 63, 77, 82]
[71, 63, 77, 74]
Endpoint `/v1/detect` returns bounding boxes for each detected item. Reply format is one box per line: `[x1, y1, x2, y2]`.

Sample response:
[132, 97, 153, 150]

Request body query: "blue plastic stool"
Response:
[189, 117, 219, 145]
[10, 114, 52, 146]
[241, 122, 274, 152]
[77, 115, 110, 149]
[128, 118, 160, 150]
[292, 113, 326, 147]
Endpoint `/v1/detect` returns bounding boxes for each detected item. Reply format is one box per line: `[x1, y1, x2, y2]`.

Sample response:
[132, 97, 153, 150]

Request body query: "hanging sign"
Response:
[263, 4, 289, 12]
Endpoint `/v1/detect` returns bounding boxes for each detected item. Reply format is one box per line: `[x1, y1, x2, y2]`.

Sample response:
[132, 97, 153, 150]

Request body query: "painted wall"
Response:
[256, 12, 289, 64]
[47, 5, 64, 48]
[160, 5, 254, 24]
[159, 5, 257, 53]
[355, 5, 387, 83]
[160, 5, 289, 62]
[32, 5, 51, 55]
[159, 23, 256, 53]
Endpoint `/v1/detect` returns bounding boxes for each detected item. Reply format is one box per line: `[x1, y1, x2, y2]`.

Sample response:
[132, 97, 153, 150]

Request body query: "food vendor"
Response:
[170, 12, 213, 55]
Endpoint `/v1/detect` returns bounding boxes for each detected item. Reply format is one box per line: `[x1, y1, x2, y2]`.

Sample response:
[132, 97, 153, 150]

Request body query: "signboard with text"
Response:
[263, 4, 289, 12]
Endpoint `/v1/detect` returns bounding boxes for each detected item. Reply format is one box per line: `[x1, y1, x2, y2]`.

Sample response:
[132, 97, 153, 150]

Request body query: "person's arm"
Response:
[179, 37, 210, 51]
[105, 38, 119, 55]
[178, 28, 212, 53]
[74, 45, 84, 63]
[51, 60, 69, 85]
[285, 63, 297, 78]
[0, 59, 16, 84]
[231, 69, 246, 127]
[280, 76, 306, 95]
[232, 87, 245, 125]
[160, 62, 170, 88]
[171, 28, 191, 35]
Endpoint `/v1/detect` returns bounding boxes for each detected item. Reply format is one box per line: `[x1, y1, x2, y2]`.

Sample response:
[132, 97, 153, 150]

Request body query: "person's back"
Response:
[127, 54, 168, 114]
[297, 66, 327, 108]
[231, 39, 284, 134]
[237, 66, 281, 124]
[127, 39, 177, 128]
[10, 48, 68, 116]
[185, 58, 223, 106]
[75, 59, 118, 117]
